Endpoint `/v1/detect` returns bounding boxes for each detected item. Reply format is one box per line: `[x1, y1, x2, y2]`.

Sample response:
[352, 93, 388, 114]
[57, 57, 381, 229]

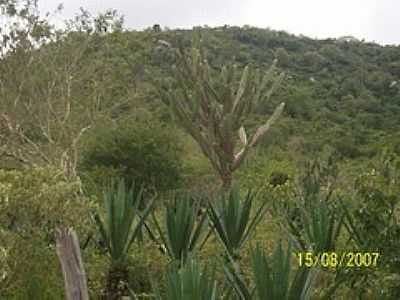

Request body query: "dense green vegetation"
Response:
[1, 1, 400, 299]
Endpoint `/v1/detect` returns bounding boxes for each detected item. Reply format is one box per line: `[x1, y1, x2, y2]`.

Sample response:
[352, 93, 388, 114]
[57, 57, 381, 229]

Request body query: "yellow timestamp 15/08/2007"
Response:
[296, 252, 380, 268]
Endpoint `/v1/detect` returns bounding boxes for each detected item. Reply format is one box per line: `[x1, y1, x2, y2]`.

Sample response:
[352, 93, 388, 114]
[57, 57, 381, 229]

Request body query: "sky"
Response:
[38, 0, 400, 46]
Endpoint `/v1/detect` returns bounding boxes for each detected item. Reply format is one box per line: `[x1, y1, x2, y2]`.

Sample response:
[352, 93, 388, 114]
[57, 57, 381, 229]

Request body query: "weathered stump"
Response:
[55, 227, 89, 300]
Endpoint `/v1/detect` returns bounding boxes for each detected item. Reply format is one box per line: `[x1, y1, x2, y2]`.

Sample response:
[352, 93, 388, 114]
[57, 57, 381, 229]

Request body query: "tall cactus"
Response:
[159, 34, 285, 189]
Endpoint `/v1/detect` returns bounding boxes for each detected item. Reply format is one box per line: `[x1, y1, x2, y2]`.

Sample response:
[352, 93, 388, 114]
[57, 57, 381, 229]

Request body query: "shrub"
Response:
[337, 152, 400, 298]
[80, 118, 184, 193]
[0, 167, 91, 297]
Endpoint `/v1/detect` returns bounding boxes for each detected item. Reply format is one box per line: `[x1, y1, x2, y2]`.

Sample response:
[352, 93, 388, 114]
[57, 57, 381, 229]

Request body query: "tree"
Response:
[0, 2, 133, 181]
[275, 47, 290, 68]
[300, 51, 326, 71]
[159, 34, 285, 189]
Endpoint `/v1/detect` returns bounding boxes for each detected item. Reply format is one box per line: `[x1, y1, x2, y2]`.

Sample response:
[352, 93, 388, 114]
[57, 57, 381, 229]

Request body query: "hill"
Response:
[79, 25, 400, 161]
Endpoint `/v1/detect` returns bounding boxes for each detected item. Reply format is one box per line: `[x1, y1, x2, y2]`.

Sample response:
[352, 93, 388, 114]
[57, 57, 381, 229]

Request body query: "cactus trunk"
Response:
[222, 172, 233, 191]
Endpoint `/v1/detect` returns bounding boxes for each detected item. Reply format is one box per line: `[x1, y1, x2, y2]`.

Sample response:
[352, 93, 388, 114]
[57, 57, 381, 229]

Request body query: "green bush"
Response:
[0, 167, 91, 298]
[80, 118, 184, 193]
[341, 152, 400, 298]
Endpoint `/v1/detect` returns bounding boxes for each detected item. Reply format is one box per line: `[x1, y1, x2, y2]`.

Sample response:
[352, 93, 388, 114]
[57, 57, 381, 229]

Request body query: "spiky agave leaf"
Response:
[158, 258, 219, 300]
[93, 178, 154, 266]
[207, 185, 268, 259]
[223, 262, 252, 300]
[299, 199, 344, 253]
[251, 243, 286, 299]
[288, 266, 316, 300]
[225, 241, 316, 300]
[153, 193, 210, 266]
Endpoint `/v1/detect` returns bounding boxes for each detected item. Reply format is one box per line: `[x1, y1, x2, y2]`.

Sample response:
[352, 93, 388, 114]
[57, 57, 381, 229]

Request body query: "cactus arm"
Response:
[232, 102, 285, 171]
[232, 66, 249, 113]
[249, 102, 285, 148]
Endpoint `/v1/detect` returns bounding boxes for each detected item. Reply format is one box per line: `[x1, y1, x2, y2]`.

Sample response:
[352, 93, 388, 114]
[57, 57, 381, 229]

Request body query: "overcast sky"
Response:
[38, 0, 399, 46]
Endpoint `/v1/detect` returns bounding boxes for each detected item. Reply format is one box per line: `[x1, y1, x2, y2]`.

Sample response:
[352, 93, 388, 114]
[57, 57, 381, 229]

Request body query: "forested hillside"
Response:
[47, 24, 400, 163]
[155, 28, 400, 169]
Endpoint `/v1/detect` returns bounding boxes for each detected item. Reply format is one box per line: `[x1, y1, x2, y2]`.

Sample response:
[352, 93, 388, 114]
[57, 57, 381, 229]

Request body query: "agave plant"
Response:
[93, 178, 155, 300]
[284, 195, 344, 254]
[207, 185, 268, 261]
[155, 258, 219, 300]
[152, 193, 210, 267]
[275, 159, 343, 253]
[300, 199, 343, 253]
[225, 242, 316, 300]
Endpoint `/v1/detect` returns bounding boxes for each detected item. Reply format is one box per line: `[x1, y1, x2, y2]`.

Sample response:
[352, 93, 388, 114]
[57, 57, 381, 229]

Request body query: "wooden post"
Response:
[55, 227, 89, 300]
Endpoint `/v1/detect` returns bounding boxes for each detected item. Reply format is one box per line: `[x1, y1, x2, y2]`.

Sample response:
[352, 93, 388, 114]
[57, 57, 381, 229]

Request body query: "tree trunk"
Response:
[55, 227, 89, 300]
